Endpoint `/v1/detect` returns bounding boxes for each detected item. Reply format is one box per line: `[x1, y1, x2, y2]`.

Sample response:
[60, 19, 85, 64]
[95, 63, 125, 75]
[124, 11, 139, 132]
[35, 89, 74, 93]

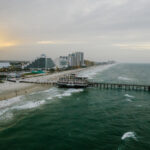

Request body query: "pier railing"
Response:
[88, 82, 150, 91]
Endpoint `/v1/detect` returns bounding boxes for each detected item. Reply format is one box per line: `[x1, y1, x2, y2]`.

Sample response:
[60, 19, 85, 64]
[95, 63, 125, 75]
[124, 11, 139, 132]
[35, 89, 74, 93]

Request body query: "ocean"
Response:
[0, 63, 150, 150]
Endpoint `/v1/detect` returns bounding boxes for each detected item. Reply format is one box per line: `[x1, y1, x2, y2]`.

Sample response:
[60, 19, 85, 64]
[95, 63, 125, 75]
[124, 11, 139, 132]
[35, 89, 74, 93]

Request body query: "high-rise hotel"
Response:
[68, 52, 84, 67]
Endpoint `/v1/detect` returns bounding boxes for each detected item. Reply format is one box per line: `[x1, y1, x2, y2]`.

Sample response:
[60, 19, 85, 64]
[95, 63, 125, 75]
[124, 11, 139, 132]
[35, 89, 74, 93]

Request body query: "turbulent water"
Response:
[0, 63, 150, 150]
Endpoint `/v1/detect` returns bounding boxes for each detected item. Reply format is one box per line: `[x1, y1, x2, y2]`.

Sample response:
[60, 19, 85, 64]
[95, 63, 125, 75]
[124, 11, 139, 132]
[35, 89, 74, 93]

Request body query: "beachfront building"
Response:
[55, 56, 68, 69]
[68, 52, 84, 67]
[68, 53, 76, 67]
[26, 54, 55, 70]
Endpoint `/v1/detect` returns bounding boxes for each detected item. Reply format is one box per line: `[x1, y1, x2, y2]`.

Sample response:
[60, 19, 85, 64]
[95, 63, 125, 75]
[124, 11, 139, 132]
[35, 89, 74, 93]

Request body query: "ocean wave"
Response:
[0, 96, 22, 109]
[42, 88, 57, 93]
[0, 108, 14, 121]
[118, 76, 134, 81]
[0, 97, 46, 121]
[12, 100, 45, 110]
[78, 64, 115, 79]
[56, 89, 83, 99]
[0, 96, 22, 120]
[29, 91, 41, 95]
[124, 94, 135, 98]
[0, 108, 10, 116]
[0, 87, 83, 122]
[30, 88, 57, 95]
[121, 131, 137, 141]
[124, 94, 135, 102]
[79, 71, 97, 79]
[0, 112, 13, 121]
[126, 99, 132, 102]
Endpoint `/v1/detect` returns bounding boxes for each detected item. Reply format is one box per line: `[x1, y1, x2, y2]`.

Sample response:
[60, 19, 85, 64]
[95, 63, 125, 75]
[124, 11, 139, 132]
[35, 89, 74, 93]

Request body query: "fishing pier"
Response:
[18, 80, 150, 91]
[8, 74, 150, 92]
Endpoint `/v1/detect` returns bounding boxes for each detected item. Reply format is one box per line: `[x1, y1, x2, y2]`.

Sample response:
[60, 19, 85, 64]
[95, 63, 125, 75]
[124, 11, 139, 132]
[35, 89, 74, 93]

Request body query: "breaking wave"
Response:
[124, 94, 135, 102]
[0, 87, 83, 122]
[78, 64, 115, 79]
[30, 88, 57, 95]
[0, 64, 113, 124]
[0, 98, 46, 121]
[124, 94, 135, 98]
[0, 96, 22, 109]
[56, 89, 83, 99]
[12, 100, 46, 110]
[126, 99, 132, 102]
[121, 132, 137, 141]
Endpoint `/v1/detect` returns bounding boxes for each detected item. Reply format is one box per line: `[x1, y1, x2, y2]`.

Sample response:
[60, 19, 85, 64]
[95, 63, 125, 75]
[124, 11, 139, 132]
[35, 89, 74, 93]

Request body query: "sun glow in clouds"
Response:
[0, 30, 19, 48]
[0, 41, 18, 48]
[37, 41, 57, 44]
[37, 40, 84, 45]
[37, 40, 70, 45]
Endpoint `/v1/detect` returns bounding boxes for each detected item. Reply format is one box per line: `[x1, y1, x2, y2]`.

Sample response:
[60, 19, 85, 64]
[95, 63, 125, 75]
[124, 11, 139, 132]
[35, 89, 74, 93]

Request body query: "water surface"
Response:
[0, 63, 150, 150]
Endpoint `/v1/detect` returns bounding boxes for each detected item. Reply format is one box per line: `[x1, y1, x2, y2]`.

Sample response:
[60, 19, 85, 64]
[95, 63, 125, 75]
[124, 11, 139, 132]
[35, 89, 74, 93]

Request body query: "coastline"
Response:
[0, 68, 85, 101]
[0, 64, 115, 101]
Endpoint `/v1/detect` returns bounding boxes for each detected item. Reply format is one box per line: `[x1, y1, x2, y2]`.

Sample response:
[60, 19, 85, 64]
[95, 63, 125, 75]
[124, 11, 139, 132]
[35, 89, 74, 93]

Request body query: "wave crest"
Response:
[56, 89, 83, 99]
[124, 94, 135, 98]
[121, 131, 137, 141]
[13, 100, 45, 110]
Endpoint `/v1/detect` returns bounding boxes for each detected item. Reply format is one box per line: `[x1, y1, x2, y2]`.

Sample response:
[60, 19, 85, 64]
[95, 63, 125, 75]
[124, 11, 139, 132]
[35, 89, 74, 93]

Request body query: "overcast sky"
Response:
[0, 0, 150, 62]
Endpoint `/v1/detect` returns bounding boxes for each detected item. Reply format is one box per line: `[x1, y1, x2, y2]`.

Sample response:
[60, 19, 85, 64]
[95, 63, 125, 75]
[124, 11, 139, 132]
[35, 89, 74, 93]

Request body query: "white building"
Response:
[68, 52, 84, 67]
[55, 56, 68, 69]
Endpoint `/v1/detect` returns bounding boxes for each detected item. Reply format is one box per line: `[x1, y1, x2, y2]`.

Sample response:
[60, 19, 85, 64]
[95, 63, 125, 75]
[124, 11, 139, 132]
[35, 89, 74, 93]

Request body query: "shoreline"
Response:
[0, 64, 115, 101]
[0, 68, 86, 101]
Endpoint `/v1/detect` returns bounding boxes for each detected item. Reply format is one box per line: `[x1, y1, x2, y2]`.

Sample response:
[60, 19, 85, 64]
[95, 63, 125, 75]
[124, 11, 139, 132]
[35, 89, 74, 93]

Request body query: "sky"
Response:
[0, 0, 150, 62]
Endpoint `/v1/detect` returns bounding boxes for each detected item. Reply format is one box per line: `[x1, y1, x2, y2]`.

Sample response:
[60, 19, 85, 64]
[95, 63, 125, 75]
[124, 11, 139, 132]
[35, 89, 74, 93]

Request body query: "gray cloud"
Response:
[0, 0, 150, 62]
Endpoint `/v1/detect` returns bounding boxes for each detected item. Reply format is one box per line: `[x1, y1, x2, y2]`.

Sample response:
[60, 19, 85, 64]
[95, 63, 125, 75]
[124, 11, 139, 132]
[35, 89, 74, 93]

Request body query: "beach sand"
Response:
[0, 68, 84, 100]
[0, 64, 115, 101]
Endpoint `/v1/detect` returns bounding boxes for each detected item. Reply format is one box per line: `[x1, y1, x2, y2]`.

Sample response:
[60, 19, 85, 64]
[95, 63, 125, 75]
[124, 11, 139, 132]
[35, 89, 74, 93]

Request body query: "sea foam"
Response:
[0, 96, 22, 120]
[126, 99, 132, 102]
[78, 64, 115, 79]
[0, 87, 83, 122]
[0, 96, 22, 109]
[56, 89, 83, 99]
[121, 132, 137, 141]
[13, 100, 45, 110]
[124, 94, 135, 98]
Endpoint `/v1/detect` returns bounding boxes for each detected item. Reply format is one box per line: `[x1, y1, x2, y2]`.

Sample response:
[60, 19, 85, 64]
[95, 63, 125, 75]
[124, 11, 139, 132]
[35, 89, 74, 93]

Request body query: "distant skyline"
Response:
[0, 0, 150, 62]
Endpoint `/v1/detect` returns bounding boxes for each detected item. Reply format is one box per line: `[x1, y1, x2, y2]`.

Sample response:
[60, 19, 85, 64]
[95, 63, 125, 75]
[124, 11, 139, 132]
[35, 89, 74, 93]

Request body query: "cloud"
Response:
[37, 40, 85, 45]
[114, 43, 150, 50]
[0, 0, 150, 62]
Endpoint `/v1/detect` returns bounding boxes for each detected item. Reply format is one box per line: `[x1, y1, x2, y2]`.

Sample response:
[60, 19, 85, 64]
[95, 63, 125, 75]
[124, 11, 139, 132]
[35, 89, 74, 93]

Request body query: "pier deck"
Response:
[18, 80, 150, 91]
[7, 78, 150, 92]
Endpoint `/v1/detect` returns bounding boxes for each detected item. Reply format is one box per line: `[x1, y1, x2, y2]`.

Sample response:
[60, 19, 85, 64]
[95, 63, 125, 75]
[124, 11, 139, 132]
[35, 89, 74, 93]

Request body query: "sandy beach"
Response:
[0, 68, 85, 100]
[0, 64, 114, 101]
